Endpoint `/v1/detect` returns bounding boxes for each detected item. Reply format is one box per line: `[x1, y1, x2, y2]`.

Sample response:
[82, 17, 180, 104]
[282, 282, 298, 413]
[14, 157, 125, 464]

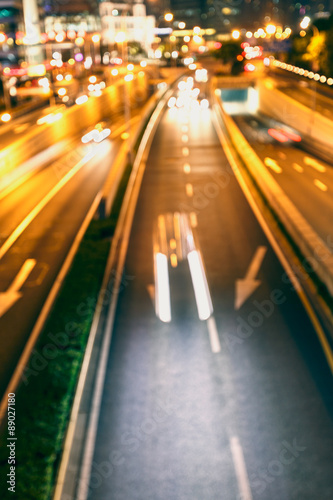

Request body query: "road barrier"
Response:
[257, 79, 333, 154]
[213, 85, 333, 298]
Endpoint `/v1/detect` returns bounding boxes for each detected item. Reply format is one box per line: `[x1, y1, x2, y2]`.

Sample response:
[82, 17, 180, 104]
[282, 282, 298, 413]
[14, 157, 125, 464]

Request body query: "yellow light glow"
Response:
[27, 64, 46, 77]
[193, 35, 203, 44]
[193, 26, 201, 34]
[232, 30, 240, 40]
[184, 35, 190, 42]
[246, 31, 253, 38]
[89, 75, 97, 83]
[179, 22, 186, 29]
[92, 34, 101, 43]
[266, 24, 276, 35]
[1, 113, 11, 122]
[164, 13, 173, 22]
[111, 68, 118, 76]
[140, 60, 147, 67]
[127, 63, 134, 71]
[76, 95, 88, 105]
[58, 87, 67, 96]
[75, 37, 85, 46]
[68, 58, 75, 65]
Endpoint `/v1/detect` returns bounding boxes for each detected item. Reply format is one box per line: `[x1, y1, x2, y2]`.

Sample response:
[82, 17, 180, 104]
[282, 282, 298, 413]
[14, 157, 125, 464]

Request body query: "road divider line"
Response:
[190, 212, 197, 228]
[304, 156, 326, 173]
[292, 163, 304, 173]
[186, 183, 193, 197]
[230, 436, 253, 500]
[264, 157, 282, 174]
[206, 316, 221, 353]
[314, 179, 328, 192]
[0, 148, 97, 261]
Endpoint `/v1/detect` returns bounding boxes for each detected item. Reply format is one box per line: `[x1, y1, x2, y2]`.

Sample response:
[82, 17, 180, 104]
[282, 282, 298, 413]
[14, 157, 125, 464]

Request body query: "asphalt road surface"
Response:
[85, 85, 333, 500]
[0, 131, 121, 397]
[233, 113, 333, 247]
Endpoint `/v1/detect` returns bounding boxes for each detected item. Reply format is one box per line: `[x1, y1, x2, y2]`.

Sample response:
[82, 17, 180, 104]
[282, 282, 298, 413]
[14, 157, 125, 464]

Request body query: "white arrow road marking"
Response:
[146, 284, 155, 305]
[230, 436, 253, 500]
[0, 259, 36, 318]
[235, 246, 267, 310]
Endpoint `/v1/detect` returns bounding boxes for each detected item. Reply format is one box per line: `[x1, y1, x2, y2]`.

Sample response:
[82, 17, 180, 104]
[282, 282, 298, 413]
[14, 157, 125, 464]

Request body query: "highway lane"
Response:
[84, 81, 333, 500]
[0, 103, 64, 147]
[233, 114, 333, 247]
[0, 133, 123, 397]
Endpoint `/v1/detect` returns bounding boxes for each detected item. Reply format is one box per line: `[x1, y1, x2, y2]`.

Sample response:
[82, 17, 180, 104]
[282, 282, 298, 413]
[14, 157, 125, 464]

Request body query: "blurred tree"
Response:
[303, 33, 327, 72]
[288, 14, 333, 75]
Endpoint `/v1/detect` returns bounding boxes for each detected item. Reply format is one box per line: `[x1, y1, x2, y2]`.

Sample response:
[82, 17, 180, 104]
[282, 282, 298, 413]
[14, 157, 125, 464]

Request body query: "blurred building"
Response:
[43, 0, 100, 33]
[0, 0, 25, 65]
[99, 0, 155, 54]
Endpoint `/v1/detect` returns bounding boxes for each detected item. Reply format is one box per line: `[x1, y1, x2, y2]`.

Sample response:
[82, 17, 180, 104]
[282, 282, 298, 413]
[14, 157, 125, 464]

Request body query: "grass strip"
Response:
[0, 161, 133, 499]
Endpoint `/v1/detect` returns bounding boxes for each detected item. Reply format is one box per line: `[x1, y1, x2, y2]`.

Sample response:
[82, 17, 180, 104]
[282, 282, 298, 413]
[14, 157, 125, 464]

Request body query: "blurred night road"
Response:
[233, 113, 333, 245]
[86, 95, 333, 500]
[0, 132, 119, 395]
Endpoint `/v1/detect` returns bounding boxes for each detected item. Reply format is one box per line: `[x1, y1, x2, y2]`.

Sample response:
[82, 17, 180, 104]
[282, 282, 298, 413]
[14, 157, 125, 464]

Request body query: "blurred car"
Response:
[81, 122, 111, 144]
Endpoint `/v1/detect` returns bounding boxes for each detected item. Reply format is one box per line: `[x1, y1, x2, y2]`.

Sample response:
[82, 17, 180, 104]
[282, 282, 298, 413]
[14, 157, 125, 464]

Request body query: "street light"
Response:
[266, 24, 276, 35]
[164, 13, 173, 22]
[232, 30, 240, 40]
